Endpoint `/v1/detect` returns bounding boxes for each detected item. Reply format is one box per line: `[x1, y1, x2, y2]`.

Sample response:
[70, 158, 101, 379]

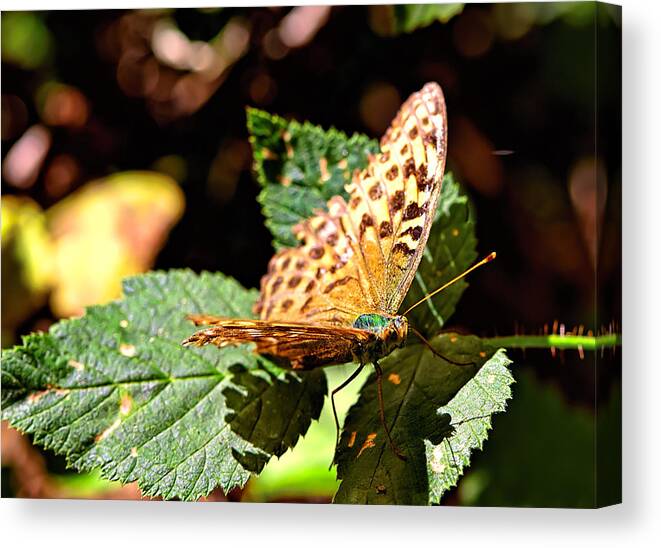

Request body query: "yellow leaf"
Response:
[47, 171, 184, 317]
[1, 196, 55, 337]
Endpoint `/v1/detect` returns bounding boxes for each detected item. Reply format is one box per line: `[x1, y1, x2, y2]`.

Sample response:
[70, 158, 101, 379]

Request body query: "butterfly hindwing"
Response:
[183, 315, 378, 370]
[255, 82, 447, 325]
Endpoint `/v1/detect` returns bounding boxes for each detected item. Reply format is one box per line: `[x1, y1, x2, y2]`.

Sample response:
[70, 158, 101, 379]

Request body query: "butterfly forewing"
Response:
[183, 315, 377, 369]
[255, 82, 447, 325]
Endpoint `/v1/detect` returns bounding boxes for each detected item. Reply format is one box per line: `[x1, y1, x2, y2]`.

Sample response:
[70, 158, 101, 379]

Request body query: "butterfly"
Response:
[183, 82, 493, 458]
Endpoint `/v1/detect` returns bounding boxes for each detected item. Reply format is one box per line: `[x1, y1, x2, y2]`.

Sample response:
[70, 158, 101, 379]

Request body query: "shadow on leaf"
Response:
[223, 363, 327, 474]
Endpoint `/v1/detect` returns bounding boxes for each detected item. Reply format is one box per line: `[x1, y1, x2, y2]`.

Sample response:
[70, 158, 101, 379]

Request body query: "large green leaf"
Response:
[1, 270, 326, 501]
[248, 109, 478, 334]
[333, 334, 510, 505]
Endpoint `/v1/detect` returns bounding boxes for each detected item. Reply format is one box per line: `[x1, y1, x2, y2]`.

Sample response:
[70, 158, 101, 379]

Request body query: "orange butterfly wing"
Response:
[183, 315, 377, 369]
[255, 82, 448, 326]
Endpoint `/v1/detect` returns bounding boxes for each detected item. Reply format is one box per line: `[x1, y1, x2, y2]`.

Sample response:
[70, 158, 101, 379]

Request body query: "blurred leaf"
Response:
[1, 196, 55, 337]
[51, 470, 122, 498]
[390, 4, 464, 35]
[1, 12, 53, 69]
[427, 348, 513, 503]
[333, 334, 508, 505]
[456, 371, 613, 508]
[46, 171, 185, 317]
[596, 380, 622, 506]
[247, 107, 378, 249]
[1, 270, 326, 501]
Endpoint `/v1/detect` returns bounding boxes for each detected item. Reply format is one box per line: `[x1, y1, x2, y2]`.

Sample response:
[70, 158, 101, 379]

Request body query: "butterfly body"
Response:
[183, 312, 408, 370]
[351, 313, 408, 362]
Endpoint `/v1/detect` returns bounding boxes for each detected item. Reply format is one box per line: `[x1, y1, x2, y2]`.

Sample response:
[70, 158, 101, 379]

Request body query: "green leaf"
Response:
[391, 4, 464, 34]
[427, 348, 514, 503]
[1, 270, 326, 501]
[333, 334, 509, 505]
[248, 107, 378, 249]
[249, 110, 478, 333]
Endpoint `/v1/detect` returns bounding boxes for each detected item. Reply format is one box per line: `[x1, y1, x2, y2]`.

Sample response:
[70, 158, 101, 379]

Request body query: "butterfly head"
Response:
[377, 315, 409, 358]
[353, 313, 408, 359]
[386, 315, 408, 346]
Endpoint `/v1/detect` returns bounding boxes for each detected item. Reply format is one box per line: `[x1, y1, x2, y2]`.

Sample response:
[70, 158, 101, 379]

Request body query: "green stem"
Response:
[483, 334, 621, 351]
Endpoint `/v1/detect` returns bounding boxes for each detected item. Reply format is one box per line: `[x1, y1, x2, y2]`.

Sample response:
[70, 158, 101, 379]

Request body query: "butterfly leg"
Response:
[373, 361, 407, 461]
[330, 364, 364, 467]
[409, 326, 476, 367]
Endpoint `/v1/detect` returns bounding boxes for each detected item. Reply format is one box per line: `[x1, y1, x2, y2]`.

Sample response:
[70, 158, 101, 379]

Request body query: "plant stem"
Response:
[482, 334, 621, 351]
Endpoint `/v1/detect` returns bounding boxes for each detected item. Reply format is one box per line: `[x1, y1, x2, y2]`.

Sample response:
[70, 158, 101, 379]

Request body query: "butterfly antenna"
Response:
[402, 252, 497, 316]
[409, 326, 475, 367]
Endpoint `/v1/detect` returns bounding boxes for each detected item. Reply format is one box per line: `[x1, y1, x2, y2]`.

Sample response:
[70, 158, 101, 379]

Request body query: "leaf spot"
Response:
[130, 447, 138, 458]
[451, 228, 460, 237]
[347, 431, 357, 448]
[95, 418, 121, 443]
[450, 336, 458, 343]
[119, 343, 137, 357]
[120, 393, 133, 416]
[376, 484, 387, 495]
[319, 157, 330, 182]
[68, 359, 85, 371]
[431, 458, 446, 474]
[27, 389, 50, 403]
[387, 373, 401, 385]
[357, 433, 377, 458]
[479, 351, 487, 358]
